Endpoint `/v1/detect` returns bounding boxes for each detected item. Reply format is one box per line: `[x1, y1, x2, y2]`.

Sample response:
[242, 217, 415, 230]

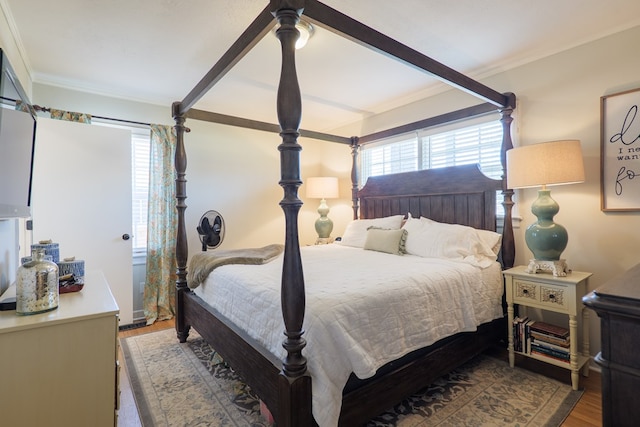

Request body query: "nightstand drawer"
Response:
[513, 279, 569, 311]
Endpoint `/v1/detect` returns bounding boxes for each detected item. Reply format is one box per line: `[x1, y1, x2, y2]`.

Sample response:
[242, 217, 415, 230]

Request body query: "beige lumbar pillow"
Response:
[363, 227, 408, 255]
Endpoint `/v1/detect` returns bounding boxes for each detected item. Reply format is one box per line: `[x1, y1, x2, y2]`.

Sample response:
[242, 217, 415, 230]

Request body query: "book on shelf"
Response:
[529, 321, 569, 339]
[531, 336, 570, 352]
[512, 316, 531, 353]
[530, 342, 570, 360]
[531, 347, 570, 363]
[530, 331, 570, 348]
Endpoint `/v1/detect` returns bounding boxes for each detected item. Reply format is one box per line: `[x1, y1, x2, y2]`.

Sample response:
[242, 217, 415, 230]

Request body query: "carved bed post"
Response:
[172, 101, 191, 342]
[271, 1, 313, 426]
[499, 93, 516, 269]
[350, 136, 360, 220]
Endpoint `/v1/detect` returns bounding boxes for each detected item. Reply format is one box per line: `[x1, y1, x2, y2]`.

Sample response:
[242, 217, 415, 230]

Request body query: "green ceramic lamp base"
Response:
[524, 189, 570, 276]
[315, 198, 334, 239]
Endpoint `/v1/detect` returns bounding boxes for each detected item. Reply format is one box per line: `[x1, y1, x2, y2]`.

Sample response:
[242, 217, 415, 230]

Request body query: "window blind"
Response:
[131, 133, 150, 253]
[360, 119, 504, 213]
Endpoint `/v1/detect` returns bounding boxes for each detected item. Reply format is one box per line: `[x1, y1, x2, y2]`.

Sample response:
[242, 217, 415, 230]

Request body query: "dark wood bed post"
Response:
[499, 93, 516, 269]
[350, 136, 359, 220]
[271, 1, 313, 426]
[172, 101, 191, 342]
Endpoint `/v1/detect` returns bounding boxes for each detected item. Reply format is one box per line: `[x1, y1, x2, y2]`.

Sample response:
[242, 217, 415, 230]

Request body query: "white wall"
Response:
[31, 85, 355, 255]
[485, 25, 640, 359]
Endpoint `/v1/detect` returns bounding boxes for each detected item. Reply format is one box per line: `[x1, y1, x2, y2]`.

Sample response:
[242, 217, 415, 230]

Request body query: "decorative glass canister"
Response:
[16, 248, 59, 315]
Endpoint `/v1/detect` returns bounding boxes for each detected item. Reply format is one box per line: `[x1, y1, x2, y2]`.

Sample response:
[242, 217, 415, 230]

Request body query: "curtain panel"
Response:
[143, 124, 177, 325]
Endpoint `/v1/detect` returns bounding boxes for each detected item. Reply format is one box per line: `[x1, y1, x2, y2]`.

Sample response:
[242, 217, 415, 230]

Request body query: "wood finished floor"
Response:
[117, 319, 602, 427]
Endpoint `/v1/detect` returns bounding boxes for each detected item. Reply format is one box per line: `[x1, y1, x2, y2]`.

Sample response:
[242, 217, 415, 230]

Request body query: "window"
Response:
[361, 136, 419, 180]
[360, 118, 504, 212]
[422, 121, 503, 180]
[131, 131, 150, 253]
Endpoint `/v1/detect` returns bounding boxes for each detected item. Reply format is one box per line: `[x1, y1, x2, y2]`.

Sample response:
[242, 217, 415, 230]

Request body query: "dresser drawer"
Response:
[513, 279, 569, 311]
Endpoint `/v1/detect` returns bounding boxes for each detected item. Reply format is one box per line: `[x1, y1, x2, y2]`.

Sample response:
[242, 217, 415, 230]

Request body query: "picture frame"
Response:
[601, 87, 640, 211]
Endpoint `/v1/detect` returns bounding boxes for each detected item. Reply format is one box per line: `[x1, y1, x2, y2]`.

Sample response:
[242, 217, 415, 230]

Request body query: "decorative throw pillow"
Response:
[363, 227, 408, 255]
[338, 215, 404, 248]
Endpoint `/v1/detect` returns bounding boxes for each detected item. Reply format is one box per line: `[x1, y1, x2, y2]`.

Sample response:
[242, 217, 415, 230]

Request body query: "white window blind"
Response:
[360, 136, 419, 180]
[131, 132, 150, 253]
[422, 121, 503, 180]
[360, 119, 504, 212]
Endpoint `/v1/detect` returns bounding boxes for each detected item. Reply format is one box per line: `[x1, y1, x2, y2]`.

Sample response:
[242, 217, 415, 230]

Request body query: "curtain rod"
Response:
[32, 104, 152, 128]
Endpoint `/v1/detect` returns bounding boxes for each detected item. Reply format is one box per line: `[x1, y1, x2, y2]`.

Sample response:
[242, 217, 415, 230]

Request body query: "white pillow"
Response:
[476, 229, 502, 256]
[338, 215, 404, 248]
[420, 216, 502, 256]
[402, 216, 430, 256]
[402, 217, 498, 268]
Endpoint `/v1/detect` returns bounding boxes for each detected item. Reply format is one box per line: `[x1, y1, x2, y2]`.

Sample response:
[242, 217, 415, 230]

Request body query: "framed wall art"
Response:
[601, 87, 640, 211]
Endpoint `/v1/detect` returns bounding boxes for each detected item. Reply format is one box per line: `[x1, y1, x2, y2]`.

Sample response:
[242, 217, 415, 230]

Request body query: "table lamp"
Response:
[306, 177, 339, 243]
[506, 140, 585, 276]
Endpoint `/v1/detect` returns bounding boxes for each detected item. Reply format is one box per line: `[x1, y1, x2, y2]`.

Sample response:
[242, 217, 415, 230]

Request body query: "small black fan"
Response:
[197, 210, 225, 251]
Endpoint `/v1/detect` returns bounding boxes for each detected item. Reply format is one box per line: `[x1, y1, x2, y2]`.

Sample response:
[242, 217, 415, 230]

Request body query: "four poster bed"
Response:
[172, 1, 517, 426]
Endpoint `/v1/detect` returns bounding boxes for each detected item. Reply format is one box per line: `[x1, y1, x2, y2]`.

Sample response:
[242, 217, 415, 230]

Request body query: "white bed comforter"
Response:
[193, 244, 503, 427]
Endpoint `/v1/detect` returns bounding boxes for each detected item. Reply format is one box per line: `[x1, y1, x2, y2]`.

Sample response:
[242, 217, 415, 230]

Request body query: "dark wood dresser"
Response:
[583, 264, 640, 427]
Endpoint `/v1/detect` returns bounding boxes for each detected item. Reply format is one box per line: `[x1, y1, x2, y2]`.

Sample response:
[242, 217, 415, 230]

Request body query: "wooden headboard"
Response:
[357, 165, 502, 231]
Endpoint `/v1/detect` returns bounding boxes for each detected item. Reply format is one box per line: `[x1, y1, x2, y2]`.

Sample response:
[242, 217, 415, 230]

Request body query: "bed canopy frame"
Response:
[172, 1, 516, 425]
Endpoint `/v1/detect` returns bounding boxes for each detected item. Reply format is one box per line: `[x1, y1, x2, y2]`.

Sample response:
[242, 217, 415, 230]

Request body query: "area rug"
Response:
[121, 328, 583, 427]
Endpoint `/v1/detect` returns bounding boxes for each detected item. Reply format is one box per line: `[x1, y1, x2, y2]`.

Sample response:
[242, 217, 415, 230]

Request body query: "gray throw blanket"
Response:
[187, 244, 284, 289]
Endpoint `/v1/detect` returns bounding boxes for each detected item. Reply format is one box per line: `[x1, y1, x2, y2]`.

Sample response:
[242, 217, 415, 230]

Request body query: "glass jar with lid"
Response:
[16, 248, 59, 315]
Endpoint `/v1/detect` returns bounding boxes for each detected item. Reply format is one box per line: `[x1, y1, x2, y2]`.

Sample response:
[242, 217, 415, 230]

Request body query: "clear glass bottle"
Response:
[16, 248, 59, 315]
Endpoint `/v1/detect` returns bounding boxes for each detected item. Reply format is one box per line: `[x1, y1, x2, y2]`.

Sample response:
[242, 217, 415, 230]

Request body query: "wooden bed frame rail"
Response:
[172, 1, 516, 425]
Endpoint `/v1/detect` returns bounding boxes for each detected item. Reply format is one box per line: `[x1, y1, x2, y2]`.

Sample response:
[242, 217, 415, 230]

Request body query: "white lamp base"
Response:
[314, 237, 334, 245]
[525, 259, 570, 277]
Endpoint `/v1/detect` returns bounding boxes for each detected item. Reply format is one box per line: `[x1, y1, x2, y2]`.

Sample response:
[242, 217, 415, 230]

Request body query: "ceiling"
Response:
[3, 0, 640, 132]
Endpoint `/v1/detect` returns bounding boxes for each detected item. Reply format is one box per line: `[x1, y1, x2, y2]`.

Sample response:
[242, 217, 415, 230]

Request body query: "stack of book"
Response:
[512, 316, 533, 353]
[512, 318, 570, 363]
[529, 321, 570, 362]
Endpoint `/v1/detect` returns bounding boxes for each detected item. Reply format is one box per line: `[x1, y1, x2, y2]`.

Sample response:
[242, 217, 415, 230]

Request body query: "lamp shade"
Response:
[306, 177, 339, 199]
[507, 140, 585, 189]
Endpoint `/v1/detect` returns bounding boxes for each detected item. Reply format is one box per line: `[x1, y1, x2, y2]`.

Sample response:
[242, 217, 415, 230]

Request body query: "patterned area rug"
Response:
[121, 328, 583, 427]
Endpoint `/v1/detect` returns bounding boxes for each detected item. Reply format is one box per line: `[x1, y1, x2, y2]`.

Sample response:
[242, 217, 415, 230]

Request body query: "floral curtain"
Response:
[49, 108, 92, 123]
[143, 124, 177, 325]
[14, 104, 91, 124]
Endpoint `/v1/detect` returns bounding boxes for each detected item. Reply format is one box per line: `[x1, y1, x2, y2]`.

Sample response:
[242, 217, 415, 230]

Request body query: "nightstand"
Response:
[503, 266, 592, 390]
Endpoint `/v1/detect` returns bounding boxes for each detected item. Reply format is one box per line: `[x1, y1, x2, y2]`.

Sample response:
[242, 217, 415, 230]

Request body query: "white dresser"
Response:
[0, 270, 120, 426]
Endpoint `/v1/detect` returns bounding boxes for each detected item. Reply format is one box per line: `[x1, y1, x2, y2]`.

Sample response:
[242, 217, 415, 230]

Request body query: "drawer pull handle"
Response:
[523, 289, 529, 294]
[549, 294, 555, 300]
